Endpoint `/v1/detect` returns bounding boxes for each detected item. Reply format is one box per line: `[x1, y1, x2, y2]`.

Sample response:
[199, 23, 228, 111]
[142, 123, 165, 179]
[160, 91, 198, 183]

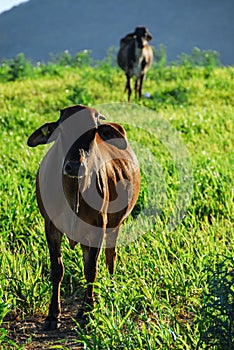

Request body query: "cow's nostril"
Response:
[65, 163, 72, 174]
[64, 161, 81, 177]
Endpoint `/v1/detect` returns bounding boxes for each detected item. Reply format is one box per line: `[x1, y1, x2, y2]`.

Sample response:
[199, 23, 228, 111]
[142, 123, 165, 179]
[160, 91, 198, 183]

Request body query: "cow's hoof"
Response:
[76, 300, 93, 319]
[43, 316, 60, 331]
[75, 309, 85, 319]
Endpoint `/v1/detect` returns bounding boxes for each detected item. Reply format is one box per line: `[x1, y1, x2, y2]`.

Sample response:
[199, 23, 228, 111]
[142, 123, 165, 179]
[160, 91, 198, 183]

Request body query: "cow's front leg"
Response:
[138, 73, 145, 100]
[134, 78, 139, 99]
[43, 219, 64, 331]
[105, 228, 119, 275]
[125, 74, 132, 102]
[76, 244, 102, 319]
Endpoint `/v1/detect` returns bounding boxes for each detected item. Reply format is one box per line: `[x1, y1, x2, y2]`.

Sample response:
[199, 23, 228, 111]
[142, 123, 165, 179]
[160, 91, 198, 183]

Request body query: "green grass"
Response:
[0, 54, 233, 349]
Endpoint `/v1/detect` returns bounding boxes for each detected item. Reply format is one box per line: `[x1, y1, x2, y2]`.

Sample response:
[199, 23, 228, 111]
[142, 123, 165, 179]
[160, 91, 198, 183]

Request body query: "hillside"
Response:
[0, 0, 233, 64]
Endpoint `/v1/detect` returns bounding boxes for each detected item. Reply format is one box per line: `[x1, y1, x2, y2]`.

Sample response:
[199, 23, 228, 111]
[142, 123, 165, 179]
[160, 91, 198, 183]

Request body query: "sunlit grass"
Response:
[0, 60, 233, 348]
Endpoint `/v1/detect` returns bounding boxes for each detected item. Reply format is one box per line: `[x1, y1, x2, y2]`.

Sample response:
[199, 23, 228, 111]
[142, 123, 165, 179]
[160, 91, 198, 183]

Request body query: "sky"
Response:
[0, 0, 29, 14]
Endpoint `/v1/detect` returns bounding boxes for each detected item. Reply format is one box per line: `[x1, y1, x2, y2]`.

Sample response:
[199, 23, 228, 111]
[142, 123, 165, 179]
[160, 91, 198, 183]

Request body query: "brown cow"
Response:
[27, 104, 140, 330]
[117, 26, 153, 102]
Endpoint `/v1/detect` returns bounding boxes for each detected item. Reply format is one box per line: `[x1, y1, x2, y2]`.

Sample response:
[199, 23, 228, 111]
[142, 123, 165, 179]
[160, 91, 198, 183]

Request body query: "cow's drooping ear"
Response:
[97, 124, 127, 150]
[95, 112, 106, 121]
[27, 122, 58, 147]
[146, 33, 153, 41]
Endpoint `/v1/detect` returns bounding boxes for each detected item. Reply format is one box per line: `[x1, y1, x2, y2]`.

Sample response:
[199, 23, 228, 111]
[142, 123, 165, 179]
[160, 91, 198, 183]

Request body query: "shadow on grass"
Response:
[197, 256, 234, 350]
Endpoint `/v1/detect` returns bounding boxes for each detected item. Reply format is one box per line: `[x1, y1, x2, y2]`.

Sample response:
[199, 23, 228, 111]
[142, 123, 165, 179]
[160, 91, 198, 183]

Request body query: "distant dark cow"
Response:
[27, 104, 140, 330]
[117, 26, 153, 102]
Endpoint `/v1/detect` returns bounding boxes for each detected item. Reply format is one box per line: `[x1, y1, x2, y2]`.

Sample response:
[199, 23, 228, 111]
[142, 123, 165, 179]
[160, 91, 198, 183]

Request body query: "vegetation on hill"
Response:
[0, 48, 233, 349]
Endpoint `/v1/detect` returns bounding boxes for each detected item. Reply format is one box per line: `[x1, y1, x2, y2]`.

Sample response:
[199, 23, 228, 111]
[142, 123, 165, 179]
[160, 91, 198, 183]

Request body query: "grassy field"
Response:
[0, 52, 233, 349]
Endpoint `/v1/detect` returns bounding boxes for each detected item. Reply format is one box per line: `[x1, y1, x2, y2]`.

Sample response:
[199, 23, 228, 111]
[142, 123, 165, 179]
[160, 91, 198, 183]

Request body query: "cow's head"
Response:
[28, 105, 126, 147]
[27, 104, 127, 178]
[134, 26, 152, 48]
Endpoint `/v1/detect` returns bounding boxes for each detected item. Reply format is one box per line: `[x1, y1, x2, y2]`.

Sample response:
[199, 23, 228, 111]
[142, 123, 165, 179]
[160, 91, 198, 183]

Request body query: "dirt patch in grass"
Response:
[4, 297, 85, 349]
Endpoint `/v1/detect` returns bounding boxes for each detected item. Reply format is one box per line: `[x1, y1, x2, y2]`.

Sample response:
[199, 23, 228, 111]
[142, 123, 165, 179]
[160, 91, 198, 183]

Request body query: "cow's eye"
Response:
[47, 126, 53, 134]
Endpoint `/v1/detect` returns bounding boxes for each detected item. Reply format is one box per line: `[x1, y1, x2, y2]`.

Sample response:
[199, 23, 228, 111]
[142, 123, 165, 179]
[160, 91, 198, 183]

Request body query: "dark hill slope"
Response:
[0, 0, 233, 64]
